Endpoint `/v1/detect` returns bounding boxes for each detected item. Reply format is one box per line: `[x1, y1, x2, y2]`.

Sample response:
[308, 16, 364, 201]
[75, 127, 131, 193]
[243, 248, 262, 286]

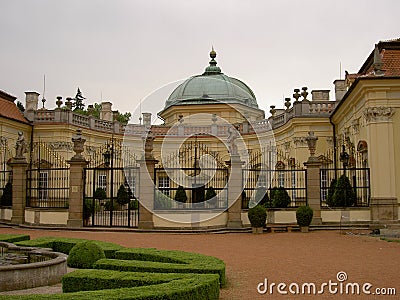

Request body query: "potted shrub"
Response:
[271, 187, 291, 208]
[296, 206, 313, 233]
[205, 186, 217, 207]
[248, 205, 267, 234]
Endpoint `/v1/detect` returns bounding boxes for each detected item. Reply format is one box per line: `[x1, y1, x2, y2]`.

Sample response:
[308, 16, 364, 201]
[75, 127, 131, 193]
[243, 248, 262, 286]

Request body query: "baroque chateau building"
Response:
[0, 39, 399, 229]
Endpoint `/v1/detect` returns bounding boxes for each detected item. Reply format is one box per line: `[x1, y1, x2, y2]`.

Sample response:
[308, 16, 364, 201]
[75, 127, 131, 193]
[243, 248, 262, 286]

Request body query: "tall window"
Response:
[39, 171, 48, 201]
[158, 177, 170, 196]
[98, 174, 107, 191]
[276, 161, 285, 188]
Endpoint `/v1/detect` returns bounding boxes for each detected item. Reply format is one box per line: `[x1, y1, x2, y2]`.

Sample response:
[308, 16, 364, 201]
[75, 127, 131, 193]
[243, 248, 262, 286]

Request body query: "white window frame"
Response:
[98, 174, 107, 191]
[158, 177, 170, 196]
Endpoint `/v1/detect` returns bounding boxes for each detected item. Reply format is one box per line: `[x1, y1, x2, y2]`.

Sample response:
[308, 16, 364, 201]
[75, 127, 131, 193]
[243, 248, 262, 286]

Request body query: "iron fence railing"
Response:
[84, 166, 139, 227]
[242, 169, 307, 209]
[26, 168, 69, 208]
[154, 167, 228, 210]
[320, 168, 370, 207]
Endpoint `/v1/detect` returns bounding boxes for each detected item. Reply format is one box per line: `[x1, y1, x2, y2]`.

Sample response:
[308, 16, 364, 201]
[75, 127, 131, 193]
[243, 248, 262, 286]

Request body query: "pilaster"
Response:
[138, 158, 157, 229]
[226, 155, 244, 228]
[7, 158, 28, 224]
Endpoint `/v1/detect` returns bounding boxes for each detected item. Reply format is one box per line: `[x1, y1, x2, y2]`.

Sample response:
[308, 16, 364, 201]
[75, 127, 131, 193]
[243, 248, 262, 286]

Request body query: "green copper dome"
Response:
[165, 48, 258, 109]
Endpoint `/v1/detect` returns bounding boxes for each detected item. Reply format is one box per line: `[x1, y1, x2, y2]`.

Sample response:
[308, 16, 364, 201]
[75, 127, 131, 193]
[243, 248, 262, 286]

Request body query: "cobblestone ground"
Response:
[0, 226, 399, 299]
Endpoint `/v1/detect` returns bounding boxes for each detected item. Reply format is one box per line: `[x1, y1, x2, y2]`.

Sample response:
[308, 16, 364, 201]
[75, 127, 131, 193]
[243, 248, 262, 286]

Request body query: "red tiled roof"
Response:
[345, 40, 400, 84]
[0, 93, 30, 124]
[356, 39, 400, 77]
[362, 49, 400, 76]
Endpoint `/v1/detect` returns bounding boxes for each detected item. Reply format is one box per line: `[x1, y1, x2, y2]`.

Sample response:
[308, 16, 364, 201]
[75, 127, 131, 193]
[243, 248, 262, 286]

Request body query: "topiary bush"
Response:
[326, 178, 338, 207]
[67, 241, 106, 269]
[94, 188, 106, 200]
[104, 200, 118, 211]
[270, 187, 291, 208]
[174, 185, 187, 203]
[296, 206, 313, 227]
[248, 205, 266, 228]
[0, 181, 12, 207]
[330, 175, 356, 207]
[116, 185, 129, 205]
[129, 199, 139, 210]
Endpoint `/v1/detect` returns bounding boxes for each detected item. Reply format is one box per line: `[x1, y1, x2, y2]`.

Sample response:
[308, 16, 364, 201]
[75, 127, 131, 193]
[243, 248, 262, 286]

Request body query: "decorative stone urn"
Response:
[71, 129, 86, 160]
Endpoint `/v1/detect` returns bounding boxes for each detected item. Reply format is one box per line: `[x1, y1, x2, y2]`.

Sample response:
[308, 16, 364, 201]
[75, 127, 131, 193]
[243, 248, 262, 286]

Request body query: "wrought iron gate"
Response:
[26, 141, 70, 208]
[83, 139, 139, 227]
[154, 141, 228, 210]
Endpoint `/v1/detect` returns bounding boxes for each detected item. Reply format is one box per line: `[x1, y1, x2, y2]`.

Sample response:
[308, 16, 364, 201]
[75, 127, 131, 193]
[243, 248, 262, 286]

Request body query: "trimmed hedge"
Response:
[67, 241, 106, 269]
[113, 248, 226, 286]
[0, 274, 220, 299]
[0, 234, 30, 243]
[15, 237, 122, 258]
[63, 269, 198, 292]
[2, 237, 225, 300]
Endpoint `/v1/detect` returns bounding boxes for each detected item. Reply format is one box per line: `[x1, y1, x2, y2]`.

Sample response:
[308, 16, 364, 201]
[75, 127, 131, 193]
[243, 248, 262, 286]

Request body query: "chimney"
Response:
[142, 112, 152, 126]
[25, 91, 40, 111]
[333, 80, 347, 101]
[100, 102, 112, 121]
[311, 90, 330, 101]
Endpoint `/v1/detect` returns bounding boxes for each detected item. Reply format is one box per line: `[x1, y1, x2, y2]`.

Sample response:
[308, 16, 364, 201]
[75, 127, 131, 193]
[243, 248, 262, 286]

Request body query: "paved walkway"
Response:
[0, 226, 399, 299]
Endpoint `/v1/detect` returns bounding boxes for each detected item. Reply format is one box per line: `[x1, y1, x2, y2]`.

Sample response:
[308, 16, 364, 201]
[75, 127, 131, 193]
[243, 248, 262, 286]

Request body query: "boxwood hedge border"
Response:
[0, 235, 225, 300]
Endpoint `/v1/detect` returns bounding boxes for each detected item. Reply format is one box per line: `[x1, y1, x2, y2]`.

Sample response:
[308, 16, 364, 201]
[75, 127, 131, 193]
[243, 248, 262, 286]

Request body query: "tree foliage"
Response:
[73, 87, 86, 111]
[0, 181, 12, 206]
[116, 184, 130, 205]
[270, 187, 291, 208]
[175, 186, 187, 203]
[327, 175, 356, 207]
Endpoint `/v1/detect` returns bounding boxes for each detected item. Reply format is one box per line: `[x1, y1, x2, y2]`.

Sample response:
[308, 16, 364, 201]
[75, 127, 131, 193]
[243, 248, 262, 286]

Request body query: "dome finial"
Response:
[204, 46, 221, 75]
[210, 46, 216, 59]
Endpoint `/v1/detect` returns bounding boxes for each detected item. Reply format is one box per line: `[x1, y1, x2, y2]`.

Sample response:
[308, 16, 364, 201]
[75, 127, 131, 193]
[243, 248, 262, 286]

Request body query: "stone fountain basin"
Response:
[0, 242, 67, 292]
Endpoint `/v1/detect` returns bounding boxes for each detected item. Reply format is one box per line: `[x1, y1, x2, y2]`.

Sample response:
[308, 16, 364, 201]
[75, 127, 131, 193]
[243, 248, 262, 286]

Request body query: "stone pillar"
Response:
[304, 131, 322, 225]
[138, 158, 157, 229]
[304, 160, 322, 225]
[67, 160, 88, 227]
[67, 129, 88, 227]
[364, 106, 398, 223]
[8, 158, 28, 224]
[226, 155, 244, 228]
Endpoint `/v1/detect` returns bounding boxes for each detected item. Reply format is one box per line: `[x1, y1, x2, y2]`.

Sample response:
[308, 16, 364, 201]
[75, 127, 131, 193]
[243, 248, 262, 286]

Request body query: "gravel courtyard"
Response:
[0, 226, 399, 300]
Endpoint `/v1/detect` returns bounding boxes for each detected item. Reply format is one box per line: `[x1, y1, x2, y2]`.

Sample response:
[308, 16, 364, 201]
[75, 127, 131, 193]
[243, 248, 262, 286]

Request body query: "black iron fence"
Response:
[320, 168, 370, 207]
[154, 167, 228, 210]
[26, 168, 69, 208]
[84, 166, 139, 227]
[242, 169, 307, 208]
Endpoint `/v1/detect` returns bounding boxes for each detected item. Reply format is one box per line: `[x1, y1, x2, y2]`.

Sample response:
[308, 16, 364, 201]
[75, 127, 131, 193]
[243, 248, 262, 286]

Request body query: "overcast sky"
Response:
[1, 0, 399, 123]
